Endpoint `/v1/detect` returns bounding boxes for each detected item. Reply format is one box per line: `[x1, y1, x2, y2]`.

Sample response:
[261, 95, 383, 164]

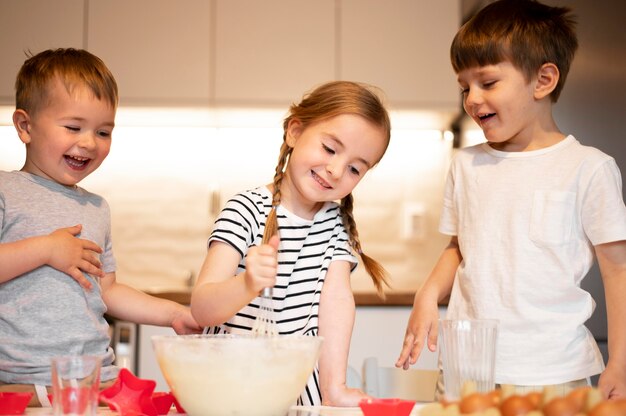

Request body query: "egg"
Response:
[524, 391, 542, 409]
[588, 400, 626, 416]
[459, 392, 493, 414]
[487, 389, 503, 407]
[565, 386, 591, 412]
[589, 399, 626, 415]
[585, 387, 604, 411]
[499, 395, 535, 416]
[542, 397, 578, 416]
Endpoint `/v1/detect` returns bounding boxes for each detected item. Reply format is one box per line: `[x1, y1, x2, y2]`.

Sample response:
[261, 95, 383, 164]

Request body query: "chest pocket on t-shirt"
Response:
[529, 191, 576, 246]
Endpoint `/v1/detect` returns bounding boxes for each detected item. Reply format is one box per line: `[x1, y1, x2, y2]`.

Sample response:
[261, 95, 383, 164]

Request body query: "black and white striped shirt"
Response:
[205, 186, 357, 405]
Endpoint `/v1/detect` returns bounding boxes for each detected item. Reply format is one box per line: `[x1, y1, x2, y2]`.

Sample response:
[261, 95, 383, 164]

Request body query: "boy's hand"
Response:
[598, 361, 626, 400]
[395, 295, 440, 370]
[46, 224, 105, 290]
[244, 235, 280, 294]
[171, 305, 203, 335]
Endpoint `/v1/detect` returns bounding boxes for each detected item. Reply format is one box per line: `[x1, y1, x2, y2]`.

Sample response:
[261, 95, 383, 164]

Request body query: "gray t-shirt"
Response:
[0, 170, 117, 385]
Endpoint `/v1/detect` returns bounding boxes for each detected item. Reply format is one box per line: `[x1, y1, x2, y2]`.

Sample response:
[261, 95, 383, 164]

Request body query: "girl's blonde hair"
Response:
[262, 80, 391, 297]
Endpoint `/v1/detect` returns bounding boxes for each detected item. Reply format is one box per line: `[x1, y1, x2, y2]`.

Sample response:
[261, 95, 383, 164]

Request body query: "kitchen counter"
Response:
[23, 403, 428, 415]
[146, 289, 446, 307]
[292, 404, 426, 415]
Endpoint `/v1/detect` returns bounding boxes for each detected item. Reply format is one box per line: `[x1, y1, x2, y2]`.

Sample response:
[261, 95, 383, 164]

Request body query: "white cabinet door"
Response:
[137, 324, 176, 392]
[213, 0, 336, 107]
[87, 0, 212, 106]
[340, 0, 460, 111]
[0, 0, 84, 104]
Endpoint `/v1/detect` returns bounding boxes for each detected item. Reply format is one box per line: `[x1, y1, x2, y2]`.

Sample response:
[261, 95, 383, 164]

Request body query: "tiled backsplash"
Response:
[0, 109, 454, 295]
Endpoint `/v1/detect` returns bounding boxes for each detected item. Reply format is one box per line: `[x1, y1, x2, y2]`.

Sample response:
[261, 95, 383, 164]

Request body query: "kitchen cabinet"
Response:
[87, 0, 212, 106]
[213, 0, 336, 106]
[340, 0, 460, 111]
[214, 0, 461, 110]
[0, 0, 84, 104]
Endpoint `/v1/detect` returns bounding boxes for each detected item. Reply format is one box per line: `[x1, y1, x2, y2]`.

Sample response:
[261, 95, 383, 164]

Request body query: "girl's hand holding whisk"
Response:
[244, 234, 280, 294]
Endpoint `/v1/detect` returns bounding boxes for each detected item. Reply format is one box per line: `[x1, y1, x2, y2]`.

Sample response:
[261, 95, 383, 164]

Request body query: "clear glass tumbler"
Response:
[51, 355, 101, 416]
[439, 319, 499, 401]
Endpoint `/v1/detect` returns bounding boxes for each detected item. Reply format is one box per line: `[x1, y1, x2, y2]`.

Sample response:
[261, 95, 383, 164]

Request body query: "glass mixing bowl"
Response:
[152, 334, 323, 416]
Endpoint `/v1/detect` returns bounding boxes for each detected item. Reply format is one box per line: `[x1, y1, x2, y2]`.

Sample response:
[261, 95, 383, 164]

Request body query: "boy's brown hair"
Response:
[450, 0, 578, 102]
[15, 48, 118, 115]
[264, 80, 391, 297]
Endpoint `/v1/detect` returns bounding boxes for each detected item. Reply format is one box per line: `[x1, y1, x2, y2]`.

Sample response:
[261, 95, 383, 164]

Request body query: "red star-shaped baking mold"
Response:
[99, 368, 158, 416]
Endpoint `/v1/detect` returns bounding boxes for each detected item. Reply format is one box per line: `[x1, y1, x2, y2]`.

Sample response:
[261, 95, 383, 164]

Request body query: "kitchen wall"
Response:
[0, 108, 453, 294]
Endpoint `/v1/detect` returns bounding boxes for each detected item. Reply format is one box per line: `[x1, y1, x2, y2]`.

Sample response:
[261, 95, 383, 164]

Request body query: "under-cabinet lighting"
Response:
[114, 107, 289, 128]
[0, 107, 13, 125]
[0, 106, 454, 130]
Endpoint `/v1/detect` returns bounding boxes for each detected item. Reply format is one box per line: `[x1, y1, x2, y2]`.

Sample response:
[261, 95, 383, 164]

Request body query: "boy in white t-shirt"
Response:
[396, 0, 626, 400]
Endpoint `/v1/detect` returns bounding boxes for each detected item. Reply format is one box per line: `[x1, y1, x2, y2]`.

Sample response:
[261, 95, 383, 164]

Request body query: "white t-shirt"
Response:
[441, 136, 626, 385]
[206, 186, 357, 405]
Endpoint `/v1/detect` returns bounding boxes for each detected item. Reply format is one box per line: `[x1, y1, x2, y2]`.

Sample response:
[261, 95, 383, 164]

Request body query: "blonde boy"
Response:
[0, 48, 200, 406]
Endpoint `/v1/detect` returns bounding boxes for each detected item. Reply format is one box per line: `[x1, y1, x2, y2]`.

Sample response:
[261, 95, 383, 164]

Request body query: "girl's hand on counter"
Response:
[322, 384, 369, 407]
[171, 305, 203, 335]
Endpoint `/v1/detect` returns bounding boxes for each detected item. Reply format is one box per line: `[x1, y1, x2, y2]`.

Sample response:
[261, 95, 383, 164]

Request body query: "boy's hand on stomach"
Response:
[46, 224, 104, 290]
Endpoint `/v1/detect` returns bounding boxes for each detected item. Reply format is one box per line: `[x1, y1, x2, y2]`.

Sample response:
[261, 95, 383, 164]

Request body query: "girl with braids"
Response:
[191, 80, 391, 406]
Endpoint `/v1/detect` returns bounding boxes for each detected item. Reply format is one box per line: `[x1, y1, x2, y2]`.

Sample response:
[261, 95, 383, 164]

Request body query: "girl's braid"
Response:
[262, 139, 292, 244]
[340, 193, 389, 297]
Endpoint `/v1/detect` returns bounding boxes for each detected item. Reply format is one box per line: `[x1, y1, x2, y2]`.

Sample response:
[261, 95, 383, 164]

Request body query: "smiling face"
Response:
[14, 76, 115, 186]
[281, 114, 387, 219]
[458, 61, 539, 150]
[458, 61, 558, 151]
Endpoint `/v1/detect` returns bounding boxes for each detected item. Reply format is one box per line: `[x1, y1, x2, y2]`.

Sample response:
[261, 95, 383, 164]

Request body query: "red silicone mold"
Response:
[98, 368, 184, 415]
[171, 393, 186, 414]
[0, 392, 33, 415]
[359, 398, 417, 416]
[151, 392, 175, 415]
[99, 368, 157, 416]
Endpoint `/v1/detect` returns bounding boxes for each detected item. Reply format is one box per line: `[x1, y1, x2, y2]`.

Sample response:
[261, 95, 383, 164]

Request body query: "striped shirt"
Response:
[205, 186, 357, 405]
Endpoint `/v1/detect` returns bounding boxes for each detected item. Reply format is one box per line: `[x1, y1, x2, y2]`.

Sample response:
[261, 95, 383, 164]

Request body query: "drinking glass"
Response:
[439, 319, 498, 401]
[51, 355, 101, 416]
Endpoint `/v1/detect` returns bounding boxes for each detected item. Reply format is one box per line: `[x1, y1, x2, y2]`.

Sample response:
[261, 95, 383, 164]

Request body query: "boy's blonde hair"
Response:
[263, 80, 391, 297]
[450, 0, 578, 102]
[15, 48, 118, 115]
